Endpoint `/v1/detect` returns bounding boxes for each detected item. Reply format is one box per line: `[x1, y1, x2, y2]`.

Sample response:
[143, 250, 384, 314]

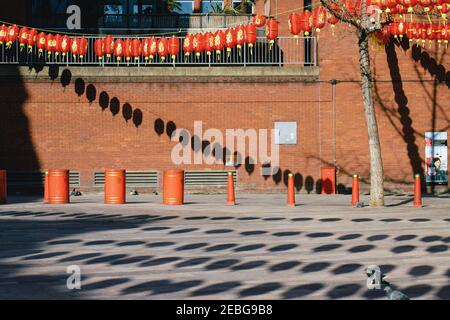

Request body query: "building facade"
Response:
[0, 0, 448, 194]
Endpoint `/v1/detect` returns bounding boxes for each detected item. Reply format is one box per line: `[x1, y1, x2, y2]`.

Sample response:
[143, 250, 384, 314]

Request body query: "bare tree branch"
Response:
[320, 0, 362, 30]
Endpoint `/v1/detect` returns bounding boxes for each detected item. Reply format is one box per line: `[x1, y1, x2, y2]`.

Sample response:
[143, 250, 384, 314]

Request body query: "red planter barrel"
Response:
[163, 169, 184, 205]
[104, 169, 126, 204]
[48, 170, 70, 204]
[0, 169, 6, 204]
[321, 167, 336, 194]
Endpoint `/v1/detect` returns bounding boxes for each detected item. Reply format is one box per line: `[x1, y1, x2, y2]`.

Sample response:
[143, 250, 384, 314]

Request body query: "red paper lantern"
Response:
[419, 23, 428, 45]
[252, 15, 266, 28]
[149, 37, 158, 61]
[168, 35, 180, 61]
[142, 38, 151, 61]
[157, 37, 168, 61]
[132, 38, 141, 62]
[37, 32, 47, 56]
[426, 24, 435, 43]
[214, 30, 226, 56]
[79, 37, 88, 59]
[395, 20, 406, 38]
[440, 3, 450, 19]
[114, 39, 124, 61]
[18, 27, 28, 50]
[124, 38, 133, 62]
[94, 38, 105, 60]
[60, 35, 71, 57]
[168, 35, 180, 62]
[104, 36, 114, 60]
[27, 28, 37, 51]
[204, 32, 214, 56]
[289, 13, 302, 38]
[400, 0, 419, 13]
[300, 11, 312, 36]
[71, 37, 80, 58]
[193, 33, 205, 58]
[312, 6, 327, 33]
[444, 24, 450, 47]
[405, 22, 415, 42]
[183, 33, 194, 57]
[436, 23, 443, 46]
[411, 22, 421, 42]
[54, 34, 63, 56]
[0, 24, 7, 45]
[380, 0, 397, 12]
[6, 24, 19, 47]
[236, 24, 245, 51]
[327, 4, 340, 33]
[419, 0, 433, 11]
[393, 4, 408, 14]
[266, 19, 279, 45]
[46, 34, 57, 58]
[245, 23, 257, 51]
[225, 28, 236, 53]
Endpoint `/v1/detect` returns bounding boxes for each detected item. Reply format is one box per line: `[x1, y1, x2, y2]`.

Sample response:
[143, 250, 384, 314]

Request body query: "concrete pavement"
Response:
[0, 193, 449, 299]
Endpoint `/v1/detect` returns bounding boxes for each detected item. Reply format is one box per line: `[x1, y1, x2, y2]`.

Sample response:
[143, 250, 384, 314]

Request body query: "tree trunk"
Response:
[357, 29, 385, 207]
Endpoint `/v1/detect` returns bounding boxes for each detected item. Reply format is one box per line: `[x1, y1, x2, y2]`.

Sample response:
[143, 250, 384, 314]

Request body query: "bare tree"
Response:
[320, 0, 385, 206]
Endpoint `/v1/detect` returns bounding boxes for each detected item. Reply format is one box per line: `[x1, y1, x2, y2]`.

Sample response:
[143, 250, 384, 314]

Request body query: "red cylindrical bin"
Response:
[104, 169, 126, 204]
[0, 169, 7, 204]
[48, 170, 70, 204]
[321, 167, 336, 194]
[163, 169, 184, 205]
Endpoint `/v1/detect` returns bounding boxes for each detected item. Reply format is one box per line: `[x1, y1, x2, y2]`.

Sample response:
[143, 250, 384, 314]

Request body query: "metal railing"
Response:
[31, 13, 253, 33]
[0, 36, 317, 67]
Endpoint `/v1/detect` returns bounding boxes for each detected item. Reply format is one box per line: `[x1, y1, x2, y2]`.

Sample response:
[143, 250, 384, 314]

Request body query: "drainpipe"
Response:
[330, 79, 337, 169]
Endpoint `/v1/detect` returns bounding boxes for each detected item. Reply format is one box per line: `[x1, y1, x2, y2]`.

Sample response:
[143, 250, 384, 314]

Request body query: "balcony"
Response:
[0, 36, 317, 67]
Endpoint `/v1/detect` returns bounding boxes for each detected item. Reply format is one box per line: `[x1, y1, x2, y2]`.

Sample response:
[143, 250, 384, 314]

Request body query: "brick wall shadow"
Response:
[0, 66, 40, 175]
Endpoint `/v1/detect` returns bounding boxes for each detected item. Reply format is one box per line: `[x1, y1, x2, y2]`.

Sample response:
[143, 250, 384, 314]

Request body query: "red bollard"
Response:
[163, 169, 184, 205]
[351, 174, 359, 207]
[0, 169, 6, 205]
[227, 171, 235, 205]
[104, 169, 126, 204]
[48, 170, 70, 204]
[414, 174, 422, 208]
[44, 171, 49, 204]
[287, 173, 295, 207]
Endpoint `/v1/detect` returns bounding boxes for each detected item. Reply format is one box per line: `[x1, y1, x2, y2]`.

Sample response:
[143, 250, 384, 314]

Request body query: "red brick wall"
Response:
[0, 0, 448, 193]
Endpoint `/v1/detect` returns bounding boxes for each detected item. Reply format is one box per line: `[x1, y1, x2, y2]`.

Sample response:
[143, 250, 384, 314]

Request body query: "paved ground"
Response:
[0, 193, 449, 300]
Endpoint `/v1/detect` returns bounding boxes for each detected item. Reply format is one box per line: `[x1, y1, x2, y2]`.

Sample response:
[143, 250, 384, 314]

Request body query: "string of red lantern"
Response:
[1, 1, 449, 65]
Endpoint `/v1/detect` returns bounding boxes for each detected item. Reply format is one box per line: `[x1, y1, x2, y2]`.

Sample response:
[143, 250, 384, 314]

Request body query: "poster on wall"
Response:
[425, 132, 448, 186]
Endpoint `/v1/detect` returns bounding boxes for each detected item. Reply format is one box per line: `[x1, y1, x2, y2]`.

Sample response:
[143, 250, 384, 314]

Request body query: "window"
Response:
[201, 1, 254, 14]
[175, 1, 194, 13]
[202, 1, 222, 13]
[104, 3, 125, 25]
[132, 4, 153, 15]
[274, 122, 297, 145]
